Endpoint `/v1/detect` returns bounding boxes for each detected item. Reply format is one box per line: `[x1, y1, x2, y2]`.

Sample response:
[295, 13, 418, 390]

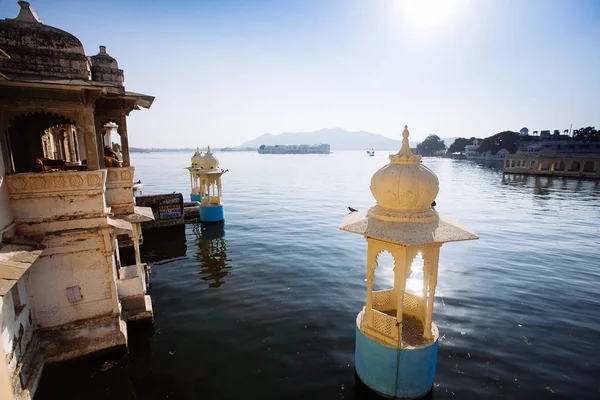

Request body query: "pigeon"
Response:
[348, 207, 358, 213]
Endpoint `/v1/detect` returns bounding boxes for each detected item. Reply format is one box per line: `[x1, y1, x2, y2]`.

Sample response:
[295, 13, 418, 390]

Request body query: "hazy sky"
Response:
[1, 0, 599, 147]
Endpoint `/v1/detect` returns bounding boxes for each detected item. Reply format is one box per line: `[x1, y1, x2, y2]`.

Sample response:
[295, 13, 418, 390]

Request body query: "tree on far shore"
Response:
[416, 135, 446, 156]
[447, 137, 478, 154]
[573, 126, 599, 141]
[477, 131, 520, 154]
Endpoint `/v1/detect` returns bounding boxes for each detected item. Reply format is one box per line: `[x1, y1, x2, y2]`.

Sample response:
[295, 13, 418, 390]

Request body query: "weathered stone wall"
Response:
[27, 230, 119, 328]
[0, 274, 36, 398]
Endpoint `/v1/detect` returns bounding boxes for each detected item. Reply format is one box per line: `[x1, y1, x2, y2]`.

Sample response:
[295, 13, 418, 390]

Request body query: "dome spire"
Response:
[390, 125, 420, 164]
[15, 1, 42, 24]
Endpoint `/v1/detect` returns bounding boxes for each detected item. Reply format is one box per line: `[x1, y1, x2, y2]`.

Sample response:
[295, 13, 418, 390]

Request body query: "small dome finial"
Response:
[99, 45, 107, 55]
[403, 125, 409, 138]
[16, 1, 42, 23]
[390, 125, 420, 164]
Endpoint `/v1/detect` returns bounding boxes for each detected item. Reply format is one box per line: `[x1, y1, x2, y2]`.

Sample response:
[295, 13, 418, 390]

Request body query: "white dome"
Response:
[200, 146, 219, 170]
[191, 147, 203, 167]
[368, 126, 439, 223]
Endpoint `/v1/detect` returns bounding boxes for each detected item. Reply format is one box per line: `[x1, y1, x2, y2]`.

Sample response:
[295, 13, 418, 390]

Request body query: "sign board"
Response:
[135, 193, 185, 229]
[158, 197, 183, 220]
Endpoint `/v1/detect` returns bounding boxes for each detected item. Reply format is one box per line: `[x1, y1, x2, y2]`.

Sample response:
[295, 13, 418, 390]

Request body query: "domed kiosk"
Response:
[186, 146, 225, 222]
[340, 126, 478, 399]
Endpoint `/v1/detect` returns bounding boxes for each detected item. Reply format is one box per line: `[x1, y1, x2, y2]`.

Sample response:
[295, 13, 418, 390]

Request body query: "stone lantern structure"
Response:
[188, 148, 203, 201]
[340, 126, 478, 398]
[186, 146, 224, 222]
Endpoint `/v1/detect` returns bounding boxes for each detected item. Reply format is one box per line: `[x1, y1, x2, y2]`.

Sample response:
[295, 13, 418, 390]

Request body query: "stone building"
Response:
[0, 2, 155, 398]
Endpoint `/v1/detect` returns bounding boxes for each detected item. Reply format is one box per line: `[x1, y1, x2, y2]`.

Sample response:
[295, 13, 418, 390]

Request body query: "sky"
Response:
[1, 0, 599, 148]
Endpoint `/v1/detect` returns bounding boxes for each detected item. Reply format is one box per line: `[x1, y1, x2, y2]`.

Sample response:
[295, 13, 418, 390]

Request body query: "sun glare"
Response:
[395, 0, 465, 29]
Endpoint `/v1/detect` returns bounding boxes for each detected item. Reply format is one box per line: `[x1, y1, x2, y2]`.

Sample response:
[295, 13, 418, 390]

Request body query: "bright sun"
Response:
[395, 0, 465, 29]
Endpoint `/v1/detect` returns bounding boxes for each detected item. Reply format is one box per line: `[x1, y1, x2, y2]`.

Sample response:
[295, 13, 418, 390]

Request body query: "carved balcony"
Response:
[5, 170, 109, 235]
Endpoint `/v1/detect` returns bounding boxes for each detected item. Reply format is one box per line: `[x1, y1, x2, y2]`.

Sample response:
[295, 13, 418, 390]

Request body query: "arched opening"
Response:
[373, 251, 394, 292]
[555, 161, 565, 171]
[100, 121, 122, 168]
[569, 161, 580, 172]
[516, 160, 521, 167]
[505, 160, 510, 168]
[539, 161, 550, 171]
[583, 161, 595, 173]
[7, 112, 80, 173]
[405, 252, 424, 296]
[511, 160, 515, 168]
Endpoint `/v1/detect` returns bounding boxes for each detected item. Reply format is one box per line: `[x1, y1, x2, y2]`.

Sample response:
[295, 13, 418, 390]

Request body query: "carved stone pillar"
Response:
[424, 246, 440, 339]
[364, 240, 381, 328]
[394, 248, 408, 344]
[80, 108, 100, 170]
[118, 115, 130, 167]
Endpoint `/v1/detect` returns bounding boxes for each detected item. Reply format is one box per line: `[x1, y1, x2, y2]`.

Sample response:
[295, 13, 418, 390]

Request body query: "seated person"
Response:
[35, 157, 66, 172]
[103, 146, 122, 167]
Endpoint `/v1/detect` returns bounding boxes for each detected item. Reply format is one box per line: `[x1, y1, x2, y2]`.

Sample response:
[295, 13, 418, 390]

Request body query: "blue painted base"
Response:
[200, 204, 224, 223]
[190, 193, 201, 202]
[355, 316, 438, 399]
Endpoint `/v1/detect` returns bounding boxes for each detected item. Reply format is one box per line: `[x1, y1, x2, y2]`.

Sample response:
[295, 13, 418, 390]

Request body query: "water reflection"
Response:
[140, 225, 187, 263]
[192, 222, 231, 288]
[501, 173, 600, 198]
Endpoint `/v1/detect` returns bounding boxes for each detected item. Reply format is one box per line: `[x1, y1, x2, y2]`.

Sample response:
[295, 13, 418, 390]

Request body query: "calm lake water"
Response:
[36, 151, 600, 399]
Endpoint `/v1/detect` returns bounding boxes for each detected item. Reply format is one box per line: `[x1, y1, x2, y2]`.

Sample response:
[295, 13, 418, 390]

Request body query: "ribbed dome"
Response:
[191, 148, 203, 167]
[0, 2, 90, 80]
[369, 126, 439, 223]
[200, 146, 219, 170]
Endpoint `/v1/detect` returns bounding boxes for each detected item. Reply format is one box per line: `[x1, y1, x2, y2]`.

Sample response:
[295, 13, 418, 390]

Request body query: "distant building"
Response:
[464, 139, 480, 159]
[464, 139, 508, 161]
[258, 144, 330, 154]
[506, 128, 600, 178]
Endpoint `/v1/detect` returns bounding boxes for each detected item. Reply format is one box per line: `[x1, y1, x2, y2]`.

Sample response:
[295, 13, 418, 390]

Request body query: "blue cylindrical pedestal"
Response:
[355, 314, 438, 399]
[200, 204, 224, 223]
[190, 193, 201, 202]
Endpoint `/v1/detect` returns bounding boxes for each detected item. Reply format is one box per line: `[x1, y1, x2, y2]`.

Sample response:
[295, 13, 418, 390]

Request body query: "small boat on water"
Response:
[367, 148, 375, 156]
[133, 180, 143, 192]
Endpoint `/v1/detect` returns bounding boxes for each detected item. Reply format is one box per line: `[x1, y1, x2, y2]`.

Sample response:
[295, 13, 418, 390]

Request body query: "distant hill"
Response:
[241, 128, 409, 150]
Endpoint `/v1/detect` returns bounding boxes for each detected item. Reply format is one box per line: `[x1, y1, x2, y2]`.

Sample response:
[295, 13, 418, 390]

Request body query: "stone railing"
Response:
[372, 289, 394, 312]
[372, 289, 425, 321]
[105, 167, 135, 216]
[363, 308, 399, 347]
[5, 170, 109, 235]
[403, 292, 425, 320]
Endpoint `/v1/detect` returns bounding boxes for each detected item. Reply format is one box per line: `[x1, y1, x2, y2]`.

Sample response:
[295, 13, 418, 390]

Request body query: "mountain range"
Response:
[241, 128, 455, 150]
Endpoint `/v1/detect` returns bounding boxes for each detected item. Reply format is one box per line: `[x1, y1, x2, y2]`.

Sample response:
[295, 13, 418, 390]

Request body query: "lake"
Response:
[36, 151, 600, 399]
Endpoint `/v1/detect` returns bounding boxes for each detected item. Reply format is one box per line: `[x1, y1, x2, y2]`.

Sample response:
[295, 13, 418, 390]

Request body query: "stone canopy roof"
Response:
[0, 1, 124, 86]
